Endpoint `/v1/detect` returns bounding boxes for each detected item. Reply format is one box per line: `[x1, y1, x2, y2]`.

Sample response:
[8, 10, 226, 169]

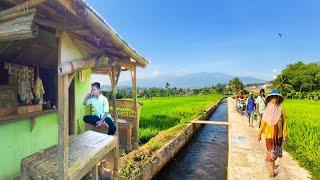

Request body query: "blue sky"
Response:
[87, 0, 320, 83]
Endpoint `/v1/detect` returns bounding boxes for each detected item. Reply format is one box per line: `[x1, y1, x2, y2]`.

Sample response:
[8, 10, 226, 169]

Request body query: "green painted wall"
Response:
[74, 69, 92, 134]
[0, 113, 58, 179]
[0, 70, 92, 179]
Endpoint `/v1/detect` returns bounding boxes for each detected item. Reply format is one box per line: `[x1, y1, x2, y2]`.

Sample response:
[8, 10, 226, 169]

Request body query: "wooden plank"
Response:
[191, 120, 230, 126]
[0, 109, 56, 124]
[21, 131, 117, 179]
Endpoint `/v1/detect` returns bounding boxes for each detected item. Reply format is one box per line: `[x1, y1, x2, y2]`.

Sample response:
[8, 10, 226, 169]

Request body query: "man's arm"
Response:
[83, 93, 92, 105]
[100, 112, 109, 121]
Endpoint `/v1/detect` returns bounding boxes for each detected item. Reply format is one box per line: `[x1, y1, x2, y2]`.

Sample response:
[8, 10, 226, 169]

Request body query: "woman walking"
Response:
[257, 90, 288, 177]
[255, 88, 266, 128]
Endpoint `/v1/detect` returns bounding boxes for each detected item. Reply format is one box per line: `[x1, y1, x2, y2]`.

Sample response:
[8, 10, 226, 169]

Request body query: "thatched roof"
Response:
[0, 0, 149, 69]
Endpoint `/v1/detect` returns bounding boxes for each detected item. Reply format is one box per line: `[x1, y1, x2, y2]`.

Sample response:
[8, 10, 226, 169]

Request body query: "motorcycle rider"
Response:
[236, 90, 245, 100]
[236, 90, 246, 114]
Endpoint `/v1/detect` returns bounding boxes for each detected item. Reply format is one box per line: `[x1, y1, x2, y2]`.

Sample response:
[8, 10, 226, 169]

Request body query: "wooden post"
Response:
[57, 32, 69, 180]
[130, 69, 139, 149]
[109, 66, 121, 177]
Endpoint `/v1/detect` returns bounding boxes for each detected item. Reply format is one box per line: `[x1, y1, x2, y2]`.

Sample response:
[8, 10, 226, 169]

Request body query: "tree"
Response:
[273, 61, 320, 93]
[228, 77, 244, 93]
[214, 83, 227, 94]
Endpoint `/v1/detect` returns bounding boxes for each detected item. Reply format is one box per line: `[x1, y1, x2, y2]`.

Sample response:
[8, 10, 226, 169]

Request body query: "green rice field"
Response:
[283, 100, 320, 179]
[138, 94, 223, 144]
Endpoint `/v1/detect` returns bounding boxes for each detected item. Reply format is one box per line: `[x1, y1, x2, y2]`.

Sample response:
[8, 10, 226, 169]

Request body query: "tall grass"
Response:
[139, 94, 223, 144]
[283, 100, 320, 179]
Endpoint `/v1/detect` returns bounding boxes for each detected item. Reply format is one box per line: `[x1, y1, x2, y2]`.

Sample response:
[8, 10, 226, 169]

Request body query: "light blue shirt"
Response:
[86, 94, 112, 119]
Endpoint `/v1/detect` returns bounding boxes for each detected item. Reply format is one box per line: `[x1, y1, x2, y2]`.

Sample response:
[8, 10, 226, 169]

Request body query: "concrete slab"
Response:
[227, 97, 311, 180]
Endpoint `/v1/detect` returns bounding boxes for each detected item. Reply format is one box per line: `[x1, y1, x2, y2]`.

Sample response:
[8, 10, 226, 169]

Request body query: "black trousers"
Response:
[83, 115, 116, 135]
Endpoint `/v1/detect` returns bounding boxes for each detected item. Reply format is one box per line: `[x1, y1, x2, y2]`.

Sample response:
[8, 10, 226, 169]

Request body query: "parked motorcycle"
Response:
[236, 98, 246, 115]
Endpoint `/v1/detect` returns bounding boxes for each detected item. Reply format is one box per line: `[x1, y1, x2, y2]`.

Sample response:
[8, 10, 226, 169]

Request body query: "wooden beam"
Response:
[58, 55, 102, 75]
[35, 18, 82, 30]
[0, 11, 39, 42]
[191, 120, 230, 126]
[6, 0, 56, 15]
[0, 0, 46, 17]
[55, 0, 77, 16]
[0, 8, 36, 22]
[116, 60, 136, 71]
[68, 33, 103, 54]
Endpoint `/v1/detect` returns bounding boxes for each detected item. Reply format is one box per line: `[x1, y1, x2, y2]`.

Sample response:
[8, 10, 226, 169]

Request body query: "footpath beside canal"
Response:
[227, 97, 310, 180]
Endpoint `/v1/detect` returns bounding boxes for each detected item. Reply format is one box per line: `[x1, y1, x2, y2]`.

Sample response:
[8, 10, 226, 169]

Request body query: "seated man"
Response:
[83, 82, 116, 135]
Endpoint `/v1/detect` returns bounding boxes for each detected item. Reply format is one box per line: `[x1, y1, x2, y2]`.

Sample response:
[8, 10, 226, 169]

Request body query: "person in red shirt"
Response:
[236, 90, 245, 99]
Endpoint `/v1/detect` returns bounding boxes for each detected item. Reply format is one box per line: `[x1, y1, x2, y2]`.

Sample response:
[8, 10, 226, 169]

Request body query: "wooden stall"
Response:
[0, 0, 149, 179]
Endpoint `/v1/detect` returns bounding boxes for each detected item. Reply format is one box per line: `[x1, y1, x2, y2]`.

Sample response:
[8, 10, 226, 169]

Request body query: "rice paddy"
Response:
[138, 94, 223, 144]
[283, 99, 320, 179]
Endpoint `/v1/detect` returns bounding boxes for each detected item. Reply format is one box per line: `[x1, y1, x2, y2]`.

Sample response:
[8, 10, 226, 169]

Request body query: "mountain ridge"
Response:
[116, 72, 267, 88]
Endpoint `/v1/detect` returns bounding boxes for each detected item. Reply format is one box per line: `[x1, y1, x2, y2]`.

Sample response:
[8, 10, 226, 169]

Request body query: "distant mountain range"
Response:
[116, 72, 267, 89]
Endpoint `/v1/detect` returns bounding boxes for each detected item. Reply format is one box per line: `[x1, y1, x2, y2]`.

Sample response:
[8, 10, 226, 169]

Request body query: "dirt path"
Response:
[227, 97, 310, 180]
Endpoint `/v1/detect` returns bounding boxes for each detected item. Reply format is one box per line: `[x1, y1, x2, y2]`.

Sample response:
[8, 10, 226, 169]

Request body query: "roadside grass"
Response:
[120, 94, 223, 179]
[283, 100, 320, 179]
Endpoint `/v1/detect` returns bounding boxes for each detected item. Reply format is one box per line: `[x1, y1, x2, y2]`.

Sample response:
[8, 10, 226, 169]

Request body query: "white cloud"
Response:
[151, 70, 159, 77]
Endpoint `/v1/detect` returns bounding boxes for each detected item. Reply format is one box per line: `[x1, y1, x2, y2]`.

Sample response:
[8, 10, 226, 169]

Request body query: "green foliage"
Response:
[102, 84, 226, 100]
[283, 100, 320, 179]
[274, 61, 320, 95]
[228, 77, 244, 93]
[138, 94, 223, 144]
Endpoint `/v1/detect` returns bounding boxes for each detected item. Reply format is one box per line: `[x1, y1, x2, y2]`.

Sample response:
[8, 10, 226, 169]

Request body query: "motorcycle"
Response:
[236, 98, 246, 115]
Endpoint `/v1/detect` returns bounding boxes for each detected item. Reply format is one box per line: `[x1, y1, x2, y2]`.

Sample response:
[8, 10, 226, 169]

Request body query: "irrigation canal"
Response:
[154, 99, 228, 180]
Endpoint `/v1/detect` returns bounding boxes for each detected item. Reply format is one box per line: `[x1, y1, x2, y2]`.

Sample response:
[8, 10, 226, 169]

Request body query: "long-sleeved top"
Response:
[85, 94, 111, 119]
[258, 109, 288, 139]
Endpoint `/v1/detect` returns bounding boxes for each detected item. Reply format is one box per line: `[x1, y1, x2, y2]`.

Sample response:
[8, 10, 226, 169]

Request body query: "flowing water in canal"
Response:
[154, 99, 228, 180]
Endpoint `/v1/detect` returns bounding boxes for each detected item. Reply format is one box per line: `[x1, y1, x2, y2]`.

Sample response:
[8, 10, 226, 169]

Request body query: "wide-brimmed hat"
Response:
[266, 90, 284, 104]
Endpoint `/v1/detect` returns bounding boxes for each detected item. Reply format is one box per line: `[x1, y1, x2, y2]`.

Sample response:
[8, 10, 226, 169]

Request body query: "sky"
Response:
[86, 0, 320, 84]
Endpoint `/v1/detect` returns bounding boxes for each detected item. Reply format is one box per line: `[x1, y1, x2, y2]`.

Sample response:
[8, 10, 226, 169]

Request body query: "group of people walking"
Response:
[237, 89, 288, 177]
